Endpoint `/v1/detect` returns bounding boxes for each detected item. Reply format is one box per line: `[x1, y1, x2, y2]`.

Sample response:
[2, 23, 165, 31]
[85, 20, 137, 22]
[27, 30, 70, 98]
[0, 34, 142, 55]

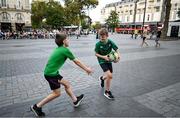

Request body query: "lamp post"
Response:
[142, 0, 147, 30]
[133, 0, 138, 29]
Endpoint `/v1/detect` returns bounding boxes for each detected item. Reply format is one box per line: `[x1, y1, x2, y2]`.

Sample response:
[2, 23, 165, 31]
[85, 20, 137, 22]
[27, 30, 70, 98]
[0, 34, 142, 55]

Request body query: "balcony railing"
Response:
[0, 3, 7, 8]
[1, 18, 11, 22]
[148, 0, 154, 2]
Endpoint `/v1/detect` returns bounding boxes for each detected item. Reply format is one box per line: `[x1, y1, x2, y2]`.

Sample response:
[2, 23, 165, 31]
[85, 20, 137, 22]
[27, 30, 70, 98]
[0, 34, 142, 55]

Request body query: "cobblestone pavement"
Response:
[0, 34, 180, 117]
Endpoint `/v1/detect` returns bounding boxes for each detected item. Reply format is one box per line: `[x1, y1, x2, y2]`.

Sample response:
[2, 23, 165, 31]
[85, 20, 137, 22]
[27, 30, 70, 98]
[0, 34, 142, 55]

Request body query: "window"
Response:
[127, 16, 129, 22]
[16, 0, 21, 9]
[1, 0, 7, 7]
[147, 14, 150, 21]
[173, 12, 176, 19]
[156, 7, 160, 12]
[130, 10, 132, 15]
[1, 12, 10, 21]
[137, 9, 141, 13]
[151, 13, 154, 21]
[16, 13, 23, 21]
[2, 12, 8, 20]
[139, 14, 141, 22]
[18, 1, 20, 8]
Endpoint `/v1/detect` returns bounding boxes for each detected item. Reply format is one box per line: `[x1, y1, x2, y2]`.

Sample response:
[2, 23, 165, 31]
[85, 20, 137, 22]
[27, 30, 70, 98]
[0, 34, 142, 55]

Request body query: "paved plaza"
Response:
[0, 34, 180, 117]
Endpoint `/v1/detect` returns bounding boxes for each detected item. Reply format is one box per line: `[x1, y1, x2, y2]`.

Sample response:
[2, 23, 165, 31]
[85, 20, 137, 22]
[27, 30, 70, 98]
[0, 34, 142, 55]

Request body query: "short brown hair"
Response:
[55, 33, 67, 46]
[99, 28, 108, 36]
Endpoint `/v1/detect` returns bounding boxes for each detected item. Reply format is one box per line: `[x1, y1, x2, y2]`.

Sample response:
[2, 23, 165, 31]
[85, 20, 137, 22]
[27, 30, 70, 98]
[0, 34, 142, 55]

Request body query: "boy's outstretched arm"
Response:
[73, 58, 92, 75]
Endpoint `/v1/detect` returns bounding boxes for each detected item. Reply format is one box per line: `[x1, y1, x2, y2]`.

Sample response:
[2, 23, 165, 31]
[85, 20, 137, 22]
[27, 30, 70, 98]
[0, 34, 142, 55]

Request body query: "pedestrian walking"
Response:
[141, 27, 149, 47]
[134, 29, 138, 39]
[96, 29, 99, 39]
[76, 29, 80, 39]
[155, 29, 161, 47]
[131, 31, 134, 39]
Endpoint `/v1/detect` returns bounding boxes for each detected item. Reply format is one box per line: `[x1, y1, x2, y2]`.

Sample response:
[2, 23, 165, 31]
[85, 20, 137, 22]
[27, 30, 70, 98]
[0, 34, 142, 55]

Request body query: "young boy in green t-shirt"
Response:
[95, 28, 120, 100]
[30, 33, 92, 117]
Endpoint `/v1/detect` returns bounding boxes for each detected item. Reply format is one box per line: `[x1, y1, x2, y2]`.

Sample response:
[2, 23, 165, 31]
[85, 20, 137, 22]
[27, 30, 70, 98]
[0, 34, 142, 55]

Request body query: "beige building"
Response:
[169, 0, 180, 21]
[0, 0, 31, 32]
[101, 0, 180, 25]
[32, 0, 54, 2]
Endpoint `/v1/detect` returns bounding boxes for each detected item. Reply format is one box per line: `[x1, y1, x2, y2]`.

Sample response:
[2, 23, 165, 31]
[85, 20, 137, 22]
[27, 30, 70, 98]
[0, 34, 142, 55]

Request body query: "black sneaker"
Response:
[99, 76, 104, 88]
[73, 94, 84, 107]
[30, 104, 45, 117]
[104, 90, 114, 100]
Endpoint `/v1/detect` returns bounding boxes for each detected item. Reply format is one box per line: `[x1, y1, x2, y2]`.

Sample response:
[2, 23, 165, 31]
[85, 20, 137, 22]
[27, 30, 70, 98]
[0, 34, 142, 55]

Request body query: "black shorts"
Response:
[100, 63, 113, 73]
[143, 37, 146, 41]
[155, 38, 160, 42]
[44, 74, 63, 90]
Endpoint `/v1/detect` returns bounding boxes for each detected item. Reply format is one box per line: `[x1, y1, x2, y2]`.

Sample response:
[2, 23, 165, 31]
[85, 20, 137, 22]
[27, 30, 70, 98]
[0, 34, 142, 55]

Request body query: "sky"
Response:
[89, 0, 120, 22]
[30, 0, 121, 22]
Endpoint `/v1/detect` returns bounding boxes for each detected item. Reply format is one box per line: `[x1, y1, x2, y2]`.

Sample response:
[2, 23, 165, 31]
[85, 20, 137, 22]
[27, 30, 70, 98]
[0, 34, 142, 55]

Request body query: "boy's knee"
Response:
[107, 73, 112, 79]
[64, 81, 71, 89]
[53, 92, 61, 97]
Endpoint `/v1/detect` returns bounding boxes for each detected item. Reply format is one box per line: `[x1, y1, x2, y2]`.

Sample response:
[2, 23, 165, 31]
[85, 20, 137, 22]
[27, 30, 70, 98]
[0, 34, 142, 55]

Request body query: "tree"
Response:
[105, 11, 119, 32]
[64, 1, 82, 26]
[31, 0, 98, 30]
[31, 1, 66, 29]
[161, 0, 171, 40]
[63, 0, 98, 26]
[92, 21, 101, 29]
[31, 1, 47, 28]
[81, 16, 92, 29]
[45, 1, 65, 29]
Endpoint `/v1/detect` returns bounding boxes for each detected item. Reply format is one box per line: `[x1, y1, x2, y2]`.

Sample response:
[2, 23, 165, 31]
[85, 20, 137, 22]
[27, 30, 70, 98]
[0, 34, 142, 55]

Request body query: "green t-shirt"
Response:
[44, 46, 75, 76]
[95, 39, 118, 64]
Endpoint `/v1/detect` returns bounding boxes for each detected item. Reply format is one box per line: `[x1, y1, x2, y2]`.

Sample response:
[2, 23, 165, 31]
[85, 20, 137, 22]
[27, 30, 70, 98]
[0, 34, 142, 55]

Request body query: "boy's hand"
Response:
[103, 55, 110, 61]
[114, 56, 120, 63]
[86, 67, 93, 75]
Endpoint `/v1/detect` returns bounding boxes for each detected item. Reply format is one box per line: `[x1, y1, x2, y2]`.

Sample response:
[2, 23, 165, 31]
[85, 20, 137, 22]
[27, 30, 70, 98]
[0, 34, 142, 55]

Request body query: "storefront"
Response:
[167, 20, 180, 38]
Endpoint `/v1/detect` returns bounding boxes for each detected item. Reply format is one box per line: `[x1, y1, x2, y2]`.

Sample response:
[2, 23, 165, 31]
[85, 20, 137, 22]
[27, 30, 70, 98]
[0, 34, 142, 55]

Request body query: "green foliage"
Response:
[64, 1, 81, 25]
[31, 1, 46, 28]
[45, 1, 65, 29]
[31, 0, 98, 29]
[105, 11, 119, 32]
[81, 16, 91, 29]
[92, 21, 101, 29]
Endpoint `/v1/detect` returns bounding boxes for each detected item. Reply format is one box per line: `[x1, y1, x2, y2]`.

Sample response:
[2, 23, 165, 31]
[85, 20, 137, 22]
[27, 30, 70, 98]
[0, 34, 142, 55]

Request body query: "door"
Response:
[170, 26, 179, 37]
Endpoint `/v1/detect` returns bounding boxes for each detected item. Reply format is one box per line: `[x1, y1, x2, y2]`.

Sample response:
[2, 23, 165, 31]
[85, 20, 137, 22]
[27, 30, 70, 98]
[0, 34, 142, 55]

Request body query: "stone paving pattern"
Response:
[0, 34, 180, 117]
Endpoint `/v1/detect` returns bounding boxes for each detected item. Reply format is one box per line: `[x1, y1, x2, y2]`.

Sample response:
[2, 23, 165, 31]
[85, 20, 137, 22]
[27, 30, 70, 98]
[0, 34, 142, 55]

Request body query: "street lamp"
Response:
[142, 0, 147, 30]
[133, 0, 139, 29]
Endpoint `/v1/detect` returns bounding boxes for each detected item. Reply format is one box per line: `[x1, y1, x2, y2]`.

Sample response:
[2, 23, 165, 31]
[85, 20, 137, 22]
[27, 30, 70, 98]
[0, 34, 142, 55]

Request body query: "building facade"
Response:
[0, 0, 31, 32]
[32, 0, 54, 3]
[101, 0, 180, 26]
